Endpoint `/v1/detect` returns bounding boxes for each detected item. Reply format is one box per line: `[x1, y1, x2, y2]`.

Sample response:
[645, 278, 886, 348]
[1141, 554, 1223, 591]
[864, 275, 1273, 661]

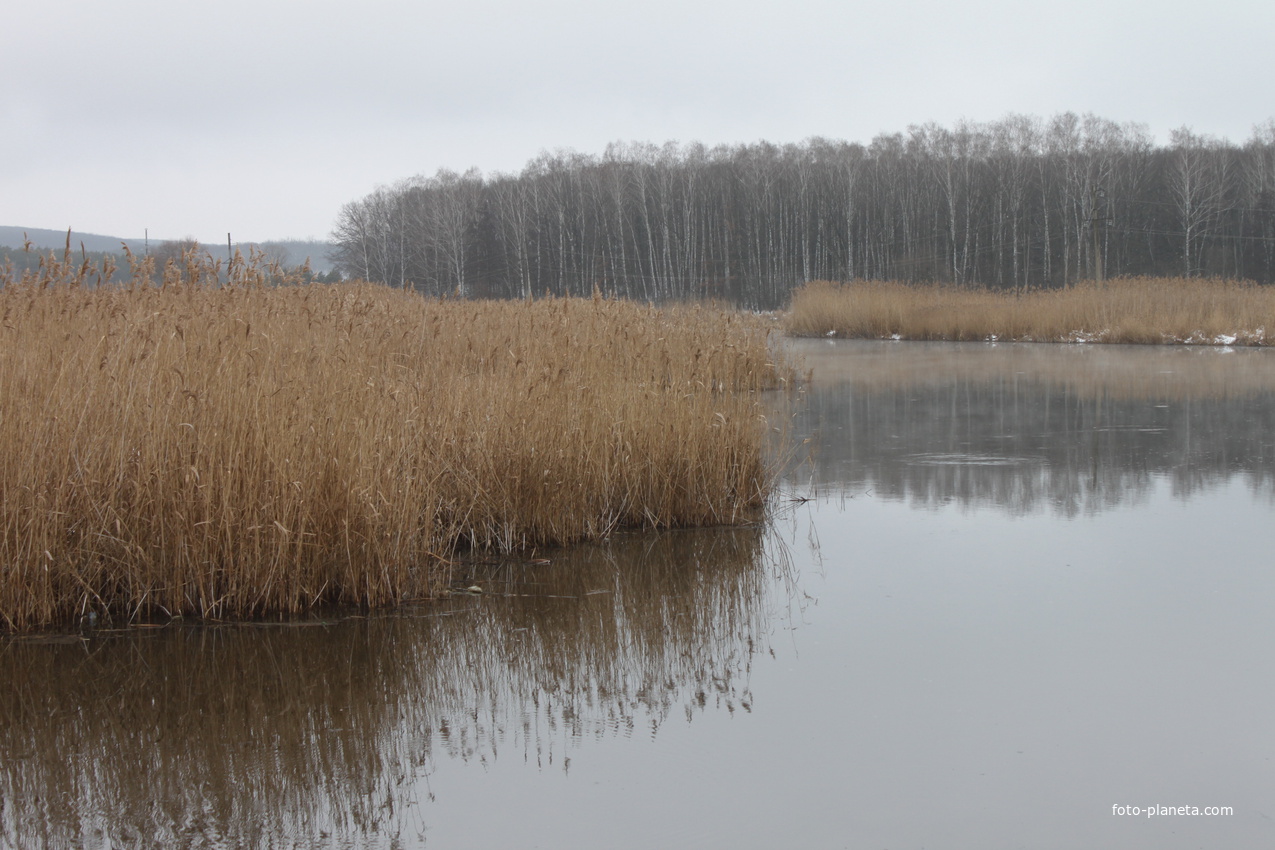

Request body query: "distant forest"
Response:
[331, 113, 1275, 308]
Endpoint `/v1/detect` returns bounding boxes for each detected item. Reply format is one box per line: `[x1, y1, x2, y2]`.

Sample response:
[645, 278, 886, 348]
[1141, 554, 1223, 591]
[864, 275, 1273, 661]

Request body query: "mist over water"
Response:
[3, 339, 1273, 849]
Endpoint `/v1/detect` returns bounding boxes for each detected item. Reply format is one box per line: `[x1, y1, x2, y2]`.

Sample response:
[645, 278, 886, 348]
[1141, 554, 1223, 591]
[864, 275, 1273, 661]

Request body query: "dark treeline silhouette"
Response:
[332, 113, 1275, 308]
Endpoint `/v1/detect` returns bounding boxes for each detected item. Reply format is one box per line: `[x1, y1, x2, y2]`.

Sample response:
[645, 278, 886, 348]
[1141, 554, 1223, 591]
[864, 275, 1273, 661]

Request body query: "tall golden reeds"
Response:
[786, 278, 1275, 345]
[0, 249, 785, 631]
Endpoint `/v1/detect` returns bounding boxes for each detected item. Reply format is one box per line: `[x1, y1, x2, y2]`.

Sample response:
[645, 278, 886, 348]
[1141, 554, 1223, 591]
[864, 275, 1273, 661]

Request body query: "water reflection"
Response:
[786, 340, 1275, 514]
[8, 341, 1271, 850]
[0, 527, 785, 849]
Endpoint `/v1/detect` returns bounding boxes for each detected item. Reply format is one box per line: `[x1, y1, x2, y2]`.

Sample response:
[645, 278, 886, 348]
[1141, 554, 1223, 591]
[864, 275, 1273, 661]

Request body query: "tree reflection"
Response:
[784, 340, 1275, 514]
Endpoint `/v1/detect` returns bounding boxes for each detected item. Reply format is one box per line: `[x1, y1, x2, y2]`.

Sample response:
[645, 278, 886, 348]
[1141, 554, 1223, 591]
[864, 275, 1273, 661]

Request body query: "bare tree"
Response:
[330, 113, 1275, 306]
[1168, 127, 1233, 276]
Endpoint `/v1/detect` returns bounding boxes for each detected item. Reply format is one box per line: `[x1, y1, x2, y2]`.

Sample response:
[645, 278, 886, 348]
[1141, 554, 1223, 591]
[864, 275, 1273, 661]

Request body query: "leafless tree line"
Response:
[331, 113, 1275, 308]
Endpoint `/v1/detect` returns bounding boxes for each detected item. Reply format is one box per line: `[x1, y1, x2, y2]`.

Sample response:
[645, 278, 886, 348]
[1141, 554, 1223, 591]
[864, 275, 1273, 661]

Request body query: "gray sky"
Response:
[4, 0, 1272, 244]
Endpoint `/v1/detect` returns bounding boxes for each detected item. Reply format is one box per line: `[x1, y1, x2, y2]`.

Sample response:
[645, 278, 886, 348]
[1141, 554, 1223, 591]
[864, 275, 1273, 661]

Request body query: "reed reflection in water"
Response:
[785, 339, 1275, 513]
[0, 526, 787, 849]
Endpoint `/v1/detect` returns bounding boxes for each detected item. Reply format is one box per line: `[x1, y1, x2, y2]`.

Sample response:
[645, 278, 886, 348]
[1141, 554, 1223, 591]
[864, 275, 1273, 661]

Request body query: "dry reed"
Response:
[786, 278, 1275, 345]
[0, 248, 785, 631]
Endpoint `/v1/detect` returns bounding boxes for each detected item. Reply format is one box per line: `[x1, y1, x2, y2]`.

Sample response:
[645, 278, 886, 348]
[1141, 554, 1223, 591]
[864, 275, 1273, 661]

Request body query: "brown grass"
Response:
[0, 248, 786, 631]
[785, 278, 1275, 345]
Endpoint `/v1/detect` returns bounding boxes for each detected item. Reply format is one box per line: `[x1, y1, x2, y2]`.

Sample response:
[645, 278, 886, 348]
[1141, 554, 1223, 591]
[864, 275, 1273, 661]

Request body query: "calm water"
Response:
[3, 340, 1274, 849]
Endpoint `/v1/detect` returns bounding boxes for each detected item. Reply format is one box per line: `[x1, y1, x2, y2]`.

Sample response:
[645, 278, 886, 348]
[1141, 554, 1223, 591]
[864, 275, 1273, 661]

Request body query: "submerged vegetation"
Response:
[785, 277, 1275, 345]
[0, 249, 785, 631]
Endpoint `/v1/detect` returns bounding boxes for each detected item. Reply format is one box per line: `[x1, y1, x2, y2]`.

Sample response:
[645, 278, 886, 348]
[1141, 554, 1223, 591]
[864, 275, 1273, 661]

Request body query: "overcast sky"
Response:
[4, 0, 1272, 244]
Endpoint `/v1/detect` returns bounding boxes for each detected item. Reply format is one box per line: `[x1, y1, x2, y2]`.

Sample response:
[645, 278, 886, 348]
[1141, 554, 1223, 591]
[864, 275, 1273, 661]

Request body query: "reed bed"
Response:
[786, 277, 1275, 345]
[0, 250, 785, 631]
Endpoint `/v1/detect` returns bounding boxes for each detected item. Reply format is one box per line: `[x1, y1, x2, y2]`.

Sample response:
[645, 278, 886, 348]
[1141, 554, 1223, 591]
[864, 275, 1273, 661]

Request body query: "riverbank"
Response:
[0, 252, 785, 631]
[785, 277, 1274, 345]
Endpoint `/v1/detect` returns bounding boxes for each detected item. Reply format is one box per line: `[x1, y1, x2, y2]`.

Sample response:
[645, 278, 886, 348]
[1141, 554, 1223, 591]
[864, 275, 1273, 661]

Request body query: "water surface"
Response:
[3, 339, 1274, 849]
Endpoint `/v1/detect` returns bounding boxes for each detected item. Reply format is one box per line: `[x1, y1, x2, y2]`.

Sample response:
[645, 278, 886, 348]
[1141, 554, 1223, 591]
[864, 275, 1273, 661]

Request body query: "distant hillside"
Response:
[0, 226, 137, 254]
[0, 228, 337, 274]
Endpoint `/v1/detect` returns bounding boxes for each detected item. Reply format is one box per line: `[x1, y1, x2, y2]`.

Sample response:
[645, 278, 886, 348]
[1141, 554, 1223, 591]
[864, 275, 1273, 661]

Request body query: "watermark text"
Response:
[1112, 804, 1233, 818]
